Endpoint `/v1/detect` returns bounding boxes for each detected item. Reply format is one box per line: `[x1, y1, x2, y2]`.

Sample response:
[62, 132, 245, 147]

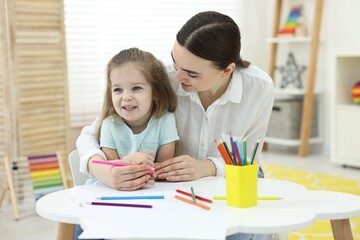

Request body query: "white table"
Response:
[36, 177, 360, 240]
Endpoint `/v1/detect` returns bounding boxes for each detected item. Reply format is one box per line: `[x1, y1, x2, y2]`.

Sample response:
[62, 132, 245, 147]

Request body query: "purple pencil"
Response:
[87, 201, 152, 209]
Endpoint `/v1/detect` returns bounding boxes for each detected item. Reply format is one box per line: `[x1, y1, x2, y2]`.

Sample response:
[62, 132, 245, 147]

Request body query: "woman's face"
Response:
[171, 41, 225, 93]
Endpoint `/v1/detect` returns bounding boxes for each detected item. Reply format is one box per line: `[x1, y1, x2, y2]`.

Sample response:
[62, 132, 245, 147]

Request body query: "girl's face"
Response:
[171, 41, 226, 93]
[110, 64, 154, 130]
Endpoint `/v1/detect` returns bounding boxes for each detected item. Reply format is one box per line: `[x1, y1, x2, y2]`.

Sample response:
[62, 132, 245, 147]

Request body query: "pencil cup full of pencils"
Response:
[225, 163, 258, 208]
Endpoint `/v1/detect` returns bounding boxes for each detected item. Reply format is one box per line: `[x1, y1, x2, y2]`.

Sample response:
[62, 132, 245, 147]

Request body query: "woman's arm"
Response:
[76, 118, 106, 175]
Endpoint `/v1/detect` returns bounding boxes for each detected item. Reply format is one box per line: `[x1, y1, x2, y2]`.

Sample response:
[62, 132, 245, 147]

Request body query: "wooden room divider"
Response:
[0, 0, 72, 209]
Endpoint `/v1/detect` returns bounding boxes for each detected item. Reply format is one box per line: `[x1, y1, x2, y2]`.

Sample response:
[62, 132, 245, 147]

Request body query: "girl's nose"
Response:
[122, 91, 133, 101]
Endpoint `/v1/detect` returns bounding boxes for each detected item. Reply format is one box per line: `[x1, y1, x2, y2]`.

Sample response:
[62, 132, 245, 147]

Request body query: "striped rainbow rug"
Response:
[262, 163, 360, 240]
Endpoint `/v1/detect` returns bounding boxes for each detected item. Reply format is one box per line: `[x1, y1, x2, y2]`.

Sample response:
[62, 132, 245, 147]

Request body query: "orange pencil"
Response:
[215, 139, 232, 164]
[174, 195, 210, 210]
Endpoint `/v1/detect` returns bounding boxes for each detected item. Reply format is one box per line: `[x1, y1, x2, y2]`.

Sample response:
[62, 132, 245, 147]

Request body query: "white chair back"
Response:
[69, 149, 89, 186]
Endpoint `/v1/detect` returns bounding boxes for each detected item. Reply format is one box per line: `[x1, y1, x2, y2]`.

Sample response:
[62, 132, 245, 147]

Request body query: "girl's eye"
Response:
[113, 88, 123, 93]
[132, 86, 143, 91]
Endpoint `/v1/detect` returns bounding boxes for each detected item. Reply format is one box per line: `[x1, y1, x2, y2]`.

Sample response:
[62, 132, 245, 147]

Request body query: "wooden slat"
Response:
[298, 0, 324, 156]
[5, 0, 70, 160]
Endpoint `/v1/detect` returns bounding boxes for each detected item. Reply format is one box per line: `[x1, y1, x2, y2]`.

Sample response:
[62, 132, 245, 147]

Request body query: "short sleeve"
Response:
[100, 119, 116, 149]
[159, 113, 180, 145]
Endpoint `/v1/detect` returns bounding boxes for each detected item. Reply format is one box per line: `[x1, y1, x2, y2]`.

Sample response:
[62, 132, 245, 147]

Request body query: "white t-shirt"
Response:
[77, 65, 274, 177]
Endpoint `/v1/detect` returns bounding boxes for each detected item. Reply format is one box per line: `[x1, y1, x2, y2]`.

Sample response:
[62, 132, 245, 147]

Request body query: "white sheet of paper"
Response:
[53, 183, 226, 240]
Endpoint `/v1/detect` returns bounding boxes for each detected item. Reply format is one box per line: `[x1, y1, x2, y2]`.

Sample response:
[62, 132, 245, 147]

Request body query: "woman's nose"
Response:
[174, 70, 186, 83]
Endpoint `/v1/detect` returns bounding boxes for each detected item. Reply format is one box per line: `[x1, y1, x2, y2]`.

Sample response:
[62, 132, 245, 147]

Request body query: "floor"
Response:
[1, 149, 359, 240]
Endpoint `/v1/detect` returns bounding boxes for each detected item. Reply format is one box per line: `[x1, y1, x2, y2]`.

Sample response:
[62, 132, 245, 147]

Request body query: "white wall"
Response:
[254, 0, 360, 155]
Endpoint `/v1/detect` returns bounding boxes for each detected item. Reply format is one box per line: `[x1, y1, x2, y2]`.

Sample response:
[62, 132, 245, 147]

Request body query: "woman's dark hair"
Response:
[176, 11, 250, 69]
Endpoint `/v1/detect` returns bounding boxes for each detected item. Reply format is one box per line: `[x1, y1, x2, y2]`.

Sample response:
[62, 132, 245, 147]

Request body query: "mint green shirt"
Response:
[100, 112, 179, 159]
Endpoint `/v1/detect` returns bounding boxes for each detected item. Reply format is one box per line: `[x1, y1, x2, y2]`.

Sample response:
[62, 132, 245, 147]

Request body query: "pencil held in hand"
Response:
[92, 159, 154, 171]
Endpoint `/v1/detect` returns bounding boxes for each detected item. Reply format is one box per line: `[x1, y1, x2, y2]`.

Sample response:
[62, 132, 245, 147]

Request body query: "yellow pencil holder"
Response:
[225, 163, 258, 208]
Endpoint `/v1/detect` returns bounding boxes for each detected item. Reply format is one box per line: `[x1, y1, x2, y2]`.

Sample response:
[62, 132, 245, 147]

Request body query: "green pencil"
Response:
[251, 138, 260, 164]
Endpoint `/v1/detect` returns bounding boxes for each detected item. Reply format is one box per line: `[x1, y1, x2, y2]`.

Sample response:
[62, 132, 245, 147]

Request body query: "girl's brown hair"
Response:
[96, 48, 177, 139]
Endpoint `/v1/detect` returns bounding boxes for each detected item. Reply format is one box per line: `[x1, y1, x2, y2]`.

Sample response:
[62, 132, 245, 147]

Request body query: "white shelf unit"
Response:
[265, 0, 324, 155]
[331, 52, 360, 167]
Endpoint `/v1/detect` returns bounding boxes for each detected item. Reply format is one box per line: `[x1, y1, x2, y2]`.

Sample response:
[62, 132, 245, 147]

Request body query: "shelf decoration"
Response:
[352, 81, 360, 105]
[275, 52, 307, 89]
[278, 5, 304, 36]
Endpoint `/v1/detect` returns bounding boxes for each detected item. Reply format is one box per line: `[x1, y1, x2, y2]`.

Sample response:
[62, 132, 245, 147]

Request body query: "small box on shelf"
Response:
[266, 97, 318, 140]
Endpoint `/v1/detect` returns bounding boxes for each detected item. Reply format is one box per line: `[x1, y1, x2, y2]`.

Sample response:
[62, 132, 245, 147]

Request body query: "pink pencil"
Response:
[92, 160, 154, 171]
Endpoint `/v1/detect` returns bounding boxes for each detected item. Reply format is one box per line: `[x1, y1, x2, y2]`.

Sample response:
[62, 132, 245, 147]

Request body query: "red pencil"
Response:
[176, 189, 213, 203]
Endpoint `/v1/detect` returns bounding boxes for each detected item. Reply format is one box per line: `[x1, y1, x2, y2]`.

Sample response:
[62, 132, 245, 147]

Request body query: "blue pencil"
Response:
[235, 139, 245, 166]
[243, 138, 247, 165]
[96, 195, 164, 200]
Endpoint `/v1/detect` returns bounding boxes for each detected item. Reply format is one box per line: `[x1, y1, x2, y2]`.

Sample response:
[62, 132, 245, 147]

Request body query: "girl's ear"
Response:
[222, 63, 236, 77]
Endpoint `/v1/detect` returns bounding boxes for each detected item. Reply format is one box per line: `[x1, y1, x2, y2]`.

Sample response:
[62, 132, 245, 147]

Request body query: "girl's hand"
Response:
[155, 155, 216, 181]
[106, 164, 155, 190]
[89, 156, 155, 191]
[122, 152, 155, 166]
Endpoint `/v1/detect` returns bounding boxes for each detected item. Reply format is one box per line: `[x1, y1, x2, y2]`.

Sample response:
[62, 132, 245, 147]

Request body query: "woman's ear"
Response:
[222, 63, 236, 77]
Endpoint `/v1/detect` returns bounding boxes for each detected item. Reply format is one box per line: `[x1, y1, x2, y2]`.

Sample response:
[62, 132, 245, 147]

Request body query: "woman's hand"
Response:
[155, 155, 216, 181]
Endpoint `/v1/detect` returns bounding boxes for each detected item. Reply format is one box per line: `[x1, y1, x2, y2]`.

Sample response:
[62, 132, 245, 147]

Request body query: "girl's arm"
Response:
[155, 141, 177, 163]
[101, 147, 120, 161]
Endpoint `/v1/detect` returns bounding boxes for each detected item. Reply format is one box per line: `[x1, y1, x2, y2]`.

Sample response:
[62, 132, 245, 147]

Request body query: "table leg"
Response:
[330, 219, 353, 240]
[57, 222, 75, 240]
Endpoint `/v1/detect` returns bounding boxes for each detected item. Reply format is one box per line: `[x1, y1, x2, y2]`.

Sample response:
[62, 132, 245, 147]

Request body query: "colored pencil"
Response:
[235, 139, 245, 166]
[92, 160, 154, 171]
[229, 133, 237, 165]
[96, 195, 164, 200]
[222, 139, 234, 164]
[250, 138, 260, 164]
[233, 141, 242, 166]
[190, 187, 196, 202]
[87, 201, 152, 208]
[213, 196, 281, 200]
[243, 137, 247, 165]
[174, 195, 210, 210]
[215, 139, 232, 164]
[176, 189, 213, 203]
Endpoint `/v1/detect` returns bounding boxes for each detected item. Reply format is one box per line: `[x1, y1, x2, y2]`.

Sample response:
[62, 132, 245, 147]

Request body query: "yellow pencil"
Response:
[213, 196, 281, 201]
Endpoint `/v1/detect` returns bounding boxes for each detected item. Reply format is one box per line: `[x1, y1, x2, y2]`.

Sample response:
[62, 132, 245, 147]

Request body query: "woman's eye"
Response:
[188, 73, 198, 78]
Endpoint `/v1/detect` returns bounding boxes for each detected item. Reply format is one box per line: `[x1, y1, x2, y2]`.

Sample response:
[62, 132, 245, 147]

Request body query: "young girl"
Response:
[87, 47, 179, 185]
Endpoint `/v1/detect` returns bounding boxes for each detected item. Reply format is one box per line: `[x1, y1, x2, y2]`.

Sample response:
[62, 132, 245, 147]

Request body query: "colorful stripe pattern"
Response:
[278, 6, 302, 36]
[28, 153, 64, 200]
